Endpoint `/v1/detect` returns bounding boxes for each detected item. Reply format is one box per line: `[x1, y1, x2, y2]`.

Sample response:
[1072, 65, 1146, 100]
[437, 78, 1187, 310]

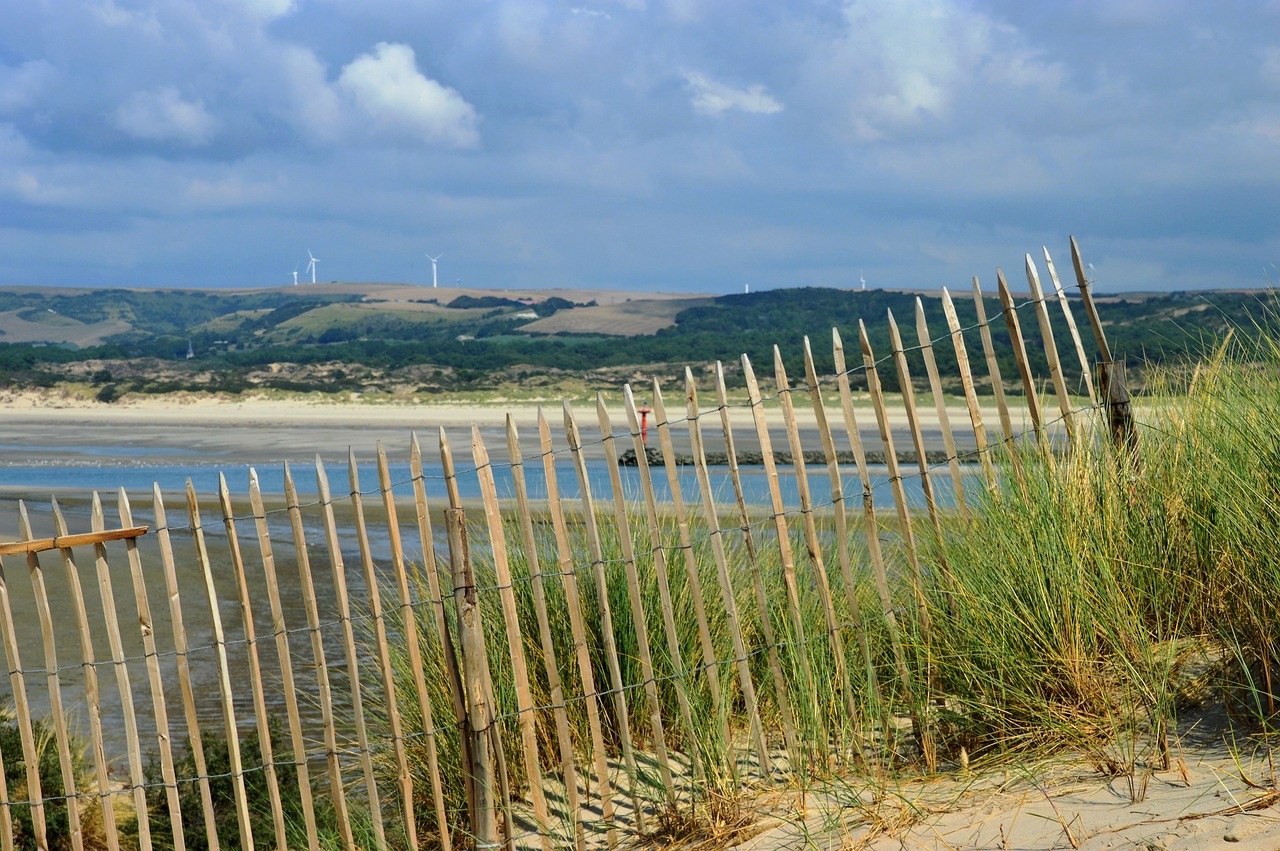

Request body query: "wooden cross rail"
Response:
[0, 526, 148, 557]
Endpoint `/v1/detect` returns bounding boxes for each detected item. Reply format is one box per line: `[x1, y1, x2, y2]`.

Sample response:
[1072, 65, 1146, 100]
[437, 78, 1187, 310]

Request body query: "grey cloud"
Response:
[0, 0, 1276, 292]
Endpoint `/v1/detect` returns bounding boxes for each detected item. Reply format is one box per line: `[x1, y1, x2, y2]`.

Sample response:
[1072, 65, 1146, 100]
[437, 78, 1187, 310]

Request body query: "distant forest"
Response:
[0, 285, 1270, 397]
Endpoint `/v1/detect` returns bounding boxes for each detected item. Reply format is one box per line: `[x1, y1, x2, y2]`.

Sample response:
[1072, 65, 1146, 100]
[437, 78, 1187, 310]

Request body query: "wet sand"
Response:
[0, 392, 1037, 470]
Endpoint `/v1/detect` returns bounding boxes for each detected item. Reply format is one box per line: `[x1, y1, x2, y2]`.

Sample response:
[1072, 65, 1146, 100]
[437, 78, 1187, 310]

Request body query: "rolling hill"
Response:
[0, 281, 1268, 400]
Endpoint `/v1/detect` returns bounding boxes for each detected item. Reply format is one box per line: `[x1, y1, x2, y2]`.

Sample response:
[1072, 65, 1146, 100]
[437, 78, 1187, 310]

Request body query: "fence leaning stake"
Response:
[830, 329, 911, 746]
[151, 487, 222, 851]
[18, 501, 79, 851]
[620, 385, 706, 785]
[348, 451, 418, 849]
[440, 429, 516, 851]
[50, 497, 122, 851]
[446, 505, 501, 849]
[1025, 254, 1076, 442]
[185, 481, 255, 851]
[0, 548, 45, 851]
[886, 310, 953, 599]
[996, 268, 1045, 448]
[939, 290, 998, 493]
[591, 397, 677, 799]
[247, 469, 319, 851]
[216, 473, 287, 851]
[410, 431, 475, 840]
[536, 408, 618, 848]
[562, 401, 647, 828]
[1070, 236, 1137, 454]
[88, 493, 153, 851]
[379, 440, 451, 851]
[856, 322, 936, 771]
[650, 380, 728, 734]
[683, 370, 773, 779]
[971, 277, 1016, 445]
[740, 353, 821, 761]
[914, 298, 970, 518]
[504, 418, 586, 851]
[801, 338, 886, 745]
[315, 456, 387, 851]
[773, 346, 864, 765]
[711, 363, 801, 764]
[118, 489, 185, 851]
[1043, 246, 1098, 405]
[282, 464, 354, 850]
[471, 426, 556, 848]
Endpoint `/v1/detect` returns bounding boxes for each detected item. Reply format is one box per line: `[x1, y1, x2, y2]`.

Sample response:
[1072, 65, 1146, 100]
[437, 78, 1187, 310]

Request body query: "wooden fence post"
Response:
[535, 409, 618, 847]
[314, 458, 387, 851]
[683, 370, 773, 777]
[996, 268, 1045, 447]
[591, 398, 677, 798]
[49, 498, 121, 851]
[504, 418, 586, 851]
[1070, 236, 1138, 454]
[151, 488, 222, 851]
[1042, 246, 1098, 405]
[0, 552, 45, 851]
[410, 432, 475, 841]
[348, 453, 417, 849]
[379, 442, 451, 851]
[446, 506, 500, 849]
[562, 402, 646, 826]
[619, 385, 706, 783]
[649, 381, 726, 727]
[913, 298, 970, 517]
[772, 347, 864, 763]
[939, 290, 997, 492]
[972, 277, 1016, 445]
[1025, 254, 1076, 441]
[800, 338, 886, 744]
[184, 482, 255, 851]
[740, 354, 822, 757]
[282, 465, 354, 849]
[246, 471, 318, 851]
[471, 426, 556, 846]
[18, 502, 81, 851]
[216, 475, 286, 851]
[830, 330, 911, 744]
[710, 364, 800, 764]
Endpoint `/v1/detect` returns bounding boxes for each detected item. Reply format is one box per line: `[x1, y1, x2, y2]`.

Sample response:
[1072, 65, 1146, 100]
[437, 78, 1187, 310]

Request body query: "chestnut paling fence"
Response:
[0, 237, 1133, 850]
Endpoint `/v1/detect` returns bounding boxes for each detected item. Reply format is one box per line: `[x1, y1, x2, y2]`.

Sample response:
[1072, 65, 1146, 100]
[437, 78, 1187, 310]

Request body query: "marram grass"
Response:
[348, 327, 1280, 849]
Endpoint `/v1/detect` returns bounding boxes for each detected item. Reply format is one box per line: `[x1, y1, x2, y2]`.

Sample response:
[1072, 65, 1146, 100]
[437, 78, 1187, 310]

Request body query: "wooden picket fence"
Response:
[0, 237, 1133, 850]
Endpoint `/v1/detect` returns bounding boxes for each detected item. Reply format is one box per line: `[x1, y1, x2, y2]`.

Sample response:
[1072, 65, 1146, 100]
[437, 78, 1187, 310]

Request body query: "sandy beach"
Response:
[0, 388, 1041, 468]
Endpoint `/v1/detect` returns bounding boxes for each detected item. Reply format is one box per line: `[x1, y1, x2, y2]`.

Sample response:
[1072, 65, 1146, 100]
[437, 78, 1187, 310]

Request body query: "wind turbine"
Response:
[426, 253, 442, 288]
[306, 250, 320, 284]
[292, 264, 299, 286]
[860, 269, 867, 290]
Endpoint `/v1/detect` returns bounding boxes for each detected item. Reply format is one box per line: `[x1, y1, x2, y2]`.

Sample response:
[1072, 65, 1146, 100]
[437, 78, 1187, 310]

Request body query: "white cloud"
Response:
[0, 61, 55, 115]
[90, 0, 162, 36]
[226, 0, 295, 20]
[684, 72, 783, 116]
[114, 86, 217, 145]
[810, 0, 1062, 142]
[279, 45, 343, 141]
[337, 42, 479, 148]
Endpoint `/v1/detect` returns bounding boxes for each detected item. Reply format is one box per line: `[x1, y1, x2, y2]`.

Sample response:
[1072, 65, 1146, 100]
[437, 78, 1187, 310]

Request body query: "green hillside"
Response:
[0, 283, 1269, 399]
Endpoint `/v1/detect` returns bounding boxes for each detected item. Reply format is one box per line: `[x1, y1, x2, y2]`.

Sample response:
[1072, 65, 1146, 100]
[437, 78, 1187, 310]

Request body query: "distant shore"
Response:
[0, 386, 1049, 474]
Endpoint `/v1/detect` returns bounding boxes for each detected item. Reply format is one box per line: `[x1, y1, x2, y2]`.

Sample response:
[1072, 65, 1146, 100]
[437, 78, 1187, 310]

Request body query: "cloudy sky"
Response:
[1, 0, 1277, 293]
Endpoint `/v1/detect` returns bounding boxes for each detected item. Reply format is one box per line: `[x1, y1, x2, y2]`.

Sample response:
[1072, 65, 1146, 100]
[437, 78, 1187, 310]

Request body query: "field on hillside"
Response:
[0, 281, 1270, 399]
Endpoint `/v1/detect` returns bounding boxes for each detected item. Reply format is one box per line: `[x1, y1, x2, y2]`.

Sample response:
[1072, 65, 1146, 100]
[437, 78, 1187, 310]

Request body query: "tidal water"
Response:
[0, 448, 982, 764]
